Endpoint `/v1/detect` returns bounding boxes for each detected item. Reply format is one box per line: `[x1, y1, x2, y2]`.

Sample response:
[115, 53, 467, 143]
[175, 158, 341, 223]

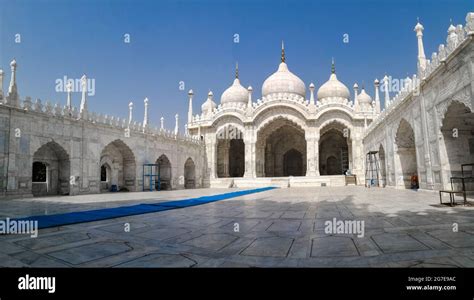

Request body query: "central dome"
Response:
[262, 43, 306, 98]
[262, 62, 306, 97]
[221, 78, 248, 105]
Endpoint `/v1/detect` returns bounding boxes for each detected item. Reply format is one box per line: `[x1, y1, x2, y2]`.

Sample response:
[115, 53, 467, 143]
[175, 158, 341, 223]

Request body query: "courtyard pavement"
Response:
[1, 186, 474, 267]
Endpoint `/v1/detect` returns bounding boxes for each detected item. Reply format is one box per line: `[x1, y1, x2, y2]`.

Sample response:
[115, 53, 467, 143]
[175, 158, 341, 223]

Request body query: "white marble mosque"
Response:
[0, 12, 474, 198]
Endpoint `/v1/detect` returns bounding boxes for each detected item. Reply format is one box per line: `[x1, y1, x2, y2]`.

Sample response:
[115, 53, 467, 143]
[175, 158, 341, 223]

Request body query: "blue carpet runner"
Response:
[12, 187, 276, 229]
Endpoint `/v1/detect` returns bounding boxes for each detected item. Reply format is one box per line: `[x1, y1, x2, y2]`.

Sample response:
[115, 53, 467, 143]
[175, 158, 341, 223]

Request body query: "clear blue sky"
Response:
[1, 0, 472, 129]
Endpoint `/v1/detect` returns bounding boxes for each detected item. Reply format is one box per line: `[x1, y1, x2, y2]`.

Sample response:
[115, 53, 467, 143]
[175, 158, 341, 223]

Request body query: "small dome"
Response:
[358, 88, 372, 104]
[221, 78, 248, 105]
[414, 22, 424, 32]
[10, 59, 17, 67]
[448, 24, 456, 33]
[201, 91, 217, 113]
[262, 62, 306, 98]
[317, 73, 350, 100]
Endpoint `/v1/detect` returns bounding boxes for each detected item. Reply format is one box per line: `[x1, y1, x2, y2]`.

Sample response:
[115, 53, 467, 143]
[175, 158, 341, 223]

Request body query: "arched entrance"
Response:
[395, 119, 417, 188]
[257, 118, 306, 177]
[319, 123, 350, 175]
[32, 141, 70, 196]
[100, 139, 136, 192]
[216, 125, 245, 178]
[184, 157, 196, 189]
[440, 101, 474, 189]
[156, 154, 172, 190]
[100, 163, 112, 192]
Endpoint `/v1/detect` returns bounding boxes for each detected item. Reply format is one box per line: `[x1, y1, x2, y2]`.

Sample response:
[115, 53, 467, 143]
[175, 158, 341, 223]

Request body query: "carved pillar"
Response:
[244, 126, 256, 178]
[419, 90, 434, 188]
[351, 130, 364, 180]
[206, 135, 217, 179]
[266, 144, 274, 177]
[351, 138, 357, 173]
[222, 139, 230, 177]
[256, 142, 265, 177]
[305, 128, 320, 176]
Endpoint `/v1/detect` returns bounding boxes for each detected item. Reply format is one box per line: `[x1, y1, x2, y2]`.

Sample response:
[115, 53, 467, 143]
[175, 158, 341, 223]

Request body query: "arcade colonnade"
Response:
[204, 112, 365, 180]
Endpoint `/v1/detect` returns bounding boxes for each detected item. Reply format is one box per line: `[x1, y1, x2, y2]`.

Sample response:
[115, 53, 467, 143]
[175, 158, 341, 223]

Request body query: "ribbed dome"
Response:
[221, 78, 248, 104]
[317, 73, 350, 100]
[358, 88, 372, 104]
[262, 62, 306, 98]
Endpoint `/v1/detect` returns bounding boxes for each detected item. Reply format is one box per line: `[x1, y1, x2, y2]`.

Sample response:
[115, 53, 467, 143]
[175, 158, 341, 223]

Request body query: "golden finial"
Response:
[331, 57, 335, 74]
[235, 62, 239, 79]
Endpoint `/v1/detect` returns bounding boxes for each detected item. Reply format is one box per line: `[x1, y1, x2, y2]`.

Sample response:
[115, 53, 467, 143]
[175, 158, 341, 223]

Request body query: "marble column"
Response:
[256, 143, 265, 177]
[419, 91, 434, 188]
[206, 135, 217, 179]
[223, 140, 230, 177]
[305, 128, 320, 176]
[244, 127, 256, 178]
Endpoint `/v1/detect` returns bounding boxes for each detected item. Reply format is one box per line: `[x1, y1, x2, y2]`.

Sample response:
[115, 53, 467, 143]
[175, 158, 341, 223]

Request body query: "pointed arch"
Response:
[32, 141, 70, 196]
[394, 118, 418, 189]
[439, 100, 474, 189]
[100, 139, 137, 192]
[156, 154, 172, 190]
[184, 157, 196, 189]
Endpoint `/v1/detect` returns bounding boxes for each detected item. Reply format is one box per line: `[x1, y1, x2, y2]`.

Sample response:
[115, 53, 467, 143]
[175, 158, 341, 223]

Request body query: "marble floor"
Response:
[1, 186, 474, 267]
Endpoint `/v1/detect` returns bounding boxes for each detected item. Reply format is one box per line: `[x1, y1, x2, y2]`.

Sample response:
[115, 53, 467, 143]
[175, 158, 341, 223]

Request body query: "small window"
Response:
[32, 162, 47, 182]
[101, 165, 108, 182]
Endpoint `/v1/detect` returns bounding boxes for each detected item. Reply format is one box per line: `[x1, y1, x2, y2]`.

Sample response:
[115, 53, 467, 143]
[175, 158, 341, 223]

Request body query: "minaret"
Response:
[414, 19, 427, 72]
[309, 83, 315, 105]
[247, 86, 253, 108]
[160, 116, 164, 131]
[187, 89, 193, 124]
[143, 97, 149, 131]
[0, 69, 4, 101]
[383, 75, 390, 107]
[374, 79, 381, 113]
[353, 83, 359, 110]
[66, 80, 72, 110]
[8, 59, 19, 106]
[79, 74, 88, 118]
[174, 114, 179, 135]
[128, 102, 133, 126]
